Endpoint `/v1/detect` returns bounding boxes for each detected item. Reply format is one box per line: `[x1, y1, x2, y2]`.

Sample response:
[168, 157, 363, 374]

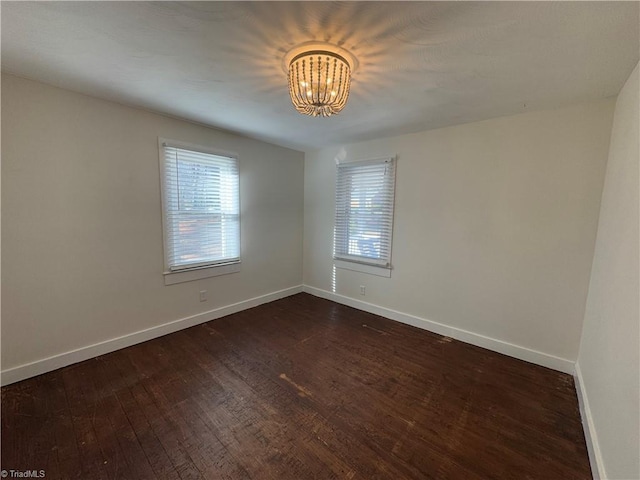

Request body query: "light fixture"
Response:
[283, 42, 358, 117]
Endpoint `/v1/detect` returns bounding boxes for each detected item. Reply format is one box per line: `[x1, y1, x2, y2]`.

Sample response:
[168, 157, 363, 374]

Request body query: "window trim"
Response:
[158, 138, 241, 285]
[333, 156, 397, 276]
[333, 259, 392, 278]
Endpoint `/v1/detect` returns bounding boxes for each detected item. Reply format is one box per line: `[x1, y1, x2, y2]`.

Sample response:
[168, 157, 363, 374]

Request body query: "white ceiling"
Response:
[2, 1, 638, 151]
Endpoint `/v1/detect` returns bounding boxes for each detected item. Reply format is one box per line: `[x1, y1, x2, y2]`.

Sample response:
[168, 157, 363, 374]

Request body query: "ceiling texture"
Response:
[2, 1, 639, 151]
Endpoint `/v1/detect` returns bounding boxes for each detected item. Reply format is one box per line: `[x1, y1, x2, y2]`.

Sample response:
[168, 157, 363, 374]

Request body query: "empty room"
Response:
[1, 2, 638, 479]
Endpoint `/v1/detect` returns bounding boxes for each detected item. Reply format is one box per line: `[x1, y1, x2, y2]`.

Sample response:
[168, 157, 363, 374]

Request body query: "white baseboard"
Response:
[574, 362, 605, 480]
[2, 283, 575, 381]
[1, 285, 303, 386]
[302, 285, 575, 374]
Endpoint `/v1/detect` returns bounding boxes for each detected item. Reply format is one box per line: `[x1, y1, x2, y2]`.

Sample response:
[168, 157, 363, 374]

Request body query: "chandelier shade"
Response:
[284, 42, 357, 117]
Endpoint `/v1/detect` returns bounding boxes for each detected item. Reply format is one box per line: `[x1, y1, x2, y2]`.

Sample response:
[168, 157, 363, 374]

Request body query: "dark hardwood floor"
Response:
[1, 293, 591, 479]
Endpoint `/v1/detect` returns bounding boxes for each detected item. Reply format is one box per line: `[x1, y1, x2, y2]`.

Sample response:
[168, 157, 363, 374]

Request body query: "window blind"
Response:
[161, 144, 240, 272]
[334, 157, 396, 267]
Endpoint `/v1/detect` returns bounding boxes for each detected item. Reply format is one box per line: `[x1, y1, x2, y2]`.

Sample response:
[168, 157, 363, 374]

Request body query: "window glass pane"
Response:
[162, 144, 240, 271]
[334, 158, 396, 268]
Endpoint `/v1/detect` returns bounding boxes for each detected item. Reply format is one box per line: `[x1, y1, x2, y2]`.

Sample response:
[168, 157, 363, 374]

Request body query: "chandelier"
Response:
[284, 42, 358, 117]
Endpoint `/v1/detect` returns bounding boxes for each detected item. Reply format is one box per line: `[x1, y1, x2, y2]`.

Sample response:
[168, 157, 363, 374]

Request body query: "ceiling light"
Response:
[283, 42, 358, 118]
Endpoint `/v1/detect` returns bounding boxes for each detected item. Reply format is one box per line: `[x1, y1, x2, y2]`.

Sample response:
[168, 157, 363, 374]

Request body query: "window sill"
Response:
[164, 262, 241, 285]
[334, 259, 391, 278]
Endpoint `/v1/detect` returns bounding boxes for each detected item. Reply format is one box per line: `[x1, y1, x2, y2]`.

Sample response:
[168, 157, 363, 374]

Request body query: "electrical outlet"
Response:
[199, 290, 207, 302]
[360, 285, 366, 295]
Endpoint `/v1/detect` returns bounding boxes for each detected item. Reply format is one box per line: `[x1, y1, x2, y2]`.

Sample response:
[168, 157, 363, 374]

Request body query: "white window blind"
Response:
[334, 157, 396, 268]
[160, 142, 240, 272]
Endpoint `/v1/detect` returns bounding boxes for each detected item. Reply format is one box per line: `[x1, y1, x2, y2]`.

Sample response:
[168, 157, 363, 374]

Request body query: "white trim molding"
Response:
[164, 262, 241, 285]
[574, 362, 606, 480]
[1, 285, 303, 386]
[302, 285, 575, 374]
[334, 259, 391, 278]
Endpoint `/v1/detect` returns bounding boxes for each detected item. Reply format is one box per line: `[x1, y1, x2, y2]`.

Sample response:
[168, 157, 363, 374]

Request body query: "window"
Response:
[159, 139, 240, 282]
[334, 157, 396, 272]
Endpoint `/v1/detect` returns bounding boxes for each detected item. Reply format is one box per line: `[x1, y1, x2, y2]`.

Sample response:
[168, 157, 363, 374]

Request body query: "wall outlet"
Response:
[199, 290, 207, 302]
[360, 285, 366, 295]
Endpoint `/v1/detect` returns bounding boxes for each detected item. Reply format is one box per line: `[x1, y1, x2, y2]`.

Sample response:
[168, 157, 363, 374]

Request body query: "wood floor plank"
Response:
[108, 350, 205, 480]
[59, 366, 111, 480]
[94, 354, 183, 480]
[2, 293, 592, 479]
[167, 330, 347, 479]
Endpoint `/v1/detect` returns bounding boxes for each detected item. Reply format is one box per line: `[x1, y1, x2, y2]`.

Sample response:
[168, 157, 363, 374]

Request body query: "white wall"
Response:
[304, 100, 615, 369]
[576, 63, 639, 480]
[1, 74, 304, 379]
